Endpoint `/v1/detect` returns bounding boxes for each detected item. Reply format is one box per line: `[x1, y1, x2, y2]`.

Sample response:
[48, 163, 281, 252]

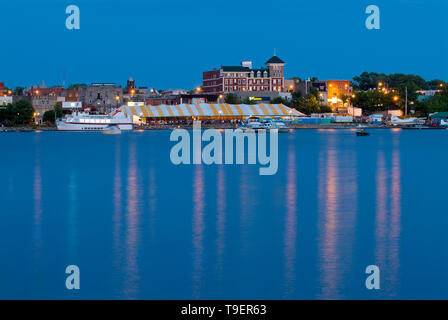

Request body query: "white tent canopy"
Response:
[121, 103, 304, 118]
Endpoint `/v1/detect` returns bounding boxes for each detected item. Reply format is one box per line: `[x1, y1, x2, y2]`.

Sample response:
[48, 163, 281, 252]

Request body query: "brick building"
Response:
[203, 55, 286, 94]
[78, 83, 123, 111]
[326, 80, 352, 112]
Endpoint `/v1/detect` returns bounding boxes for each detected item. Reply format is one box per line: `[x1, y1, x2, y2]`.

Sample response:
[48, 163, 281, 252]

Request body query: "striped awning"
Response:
[121, 103, 304, 118]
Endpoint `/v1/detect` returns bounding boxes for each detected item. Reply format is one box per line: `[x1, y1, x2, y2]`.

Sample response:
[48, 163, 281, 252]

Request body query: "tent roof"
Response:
[121, 103, 304, 118]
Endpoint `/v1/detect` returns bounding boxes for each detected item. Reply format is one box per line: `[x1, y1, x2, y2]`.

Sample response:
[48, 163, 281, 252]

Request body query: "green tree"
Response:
[0, 103, 14, 124]
[12, 100, 34, 125]
[54, 103, 63, 118]
[351, 90, 397, 113]
[340, 94, 350, 107]
[42, 110, 55, 123]
[224, 93, 241, 104]
[270, 97, 291, 106]
[42, 103, 63, 123]
[291, 94, 331, 115]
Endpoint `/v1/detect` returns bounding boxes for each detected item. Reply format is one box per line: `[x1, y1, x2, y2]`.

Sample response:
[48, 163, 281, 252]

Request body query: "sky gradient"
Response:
[1, 0, 446, 89]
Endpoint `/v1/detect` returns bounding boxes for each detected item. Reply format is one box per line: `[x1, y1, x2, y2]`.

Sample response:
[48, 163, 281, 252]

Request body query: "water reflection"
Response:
[67, 170, 78, 262]
[239, 166, 250, 257]
[113, 139, 123, 294]
[215, 166, 226, 282]
[192, 164, 205, 299]
[375, 132, 402, 297]
[317, 135, 340, 299]
[388, 146, 401, 294]
[124, 139, 140, 299]
[148, 167, 157, 238]
[284, 134, 297, 297]
[375, 151, 388, 283]
[33, 151, 42, 264]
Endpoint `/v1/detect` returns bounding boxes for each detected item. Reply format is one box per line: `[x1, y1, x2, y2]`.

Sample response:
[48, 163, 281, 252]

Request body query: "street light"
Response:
[393, 96, 399, 101]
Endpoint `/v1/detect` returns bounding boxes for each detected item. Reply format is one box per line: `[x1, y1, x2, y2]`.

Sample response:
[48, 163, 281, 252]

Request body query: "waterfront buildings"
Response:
[202, 55, 286, 94]
[78, 83, 123, 111]
[326, 80, 352, 112]
[286, 78, 353, 113]
[64, 89, 79, 102]
[25, 85, 65, 117]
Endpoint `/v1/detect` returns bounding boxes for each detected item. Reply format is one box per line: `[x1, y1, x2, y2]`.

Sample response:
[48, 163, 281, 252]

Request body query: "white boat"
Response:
[239, 116, 265, 132]
[265, 119, 290, 132]
[56, 110, 133, 131]
[239, 116, 290, 133]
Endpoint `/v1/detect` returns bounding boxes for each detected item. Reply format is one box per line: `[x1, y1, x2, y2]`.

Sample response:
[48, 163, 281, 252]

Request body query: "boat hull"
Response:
[57, 122, 133, 131]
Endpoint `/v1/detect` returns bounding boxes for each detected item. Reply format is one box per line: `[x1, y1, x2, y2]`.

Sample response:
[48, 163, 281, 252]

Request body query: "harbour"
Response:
[0, 129, 446, 299]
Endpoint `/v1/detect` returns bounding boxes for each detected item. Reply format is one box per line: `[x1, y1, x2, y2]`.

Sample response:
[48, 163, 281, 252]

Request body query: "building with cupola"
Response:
[202, 55, 286, 94]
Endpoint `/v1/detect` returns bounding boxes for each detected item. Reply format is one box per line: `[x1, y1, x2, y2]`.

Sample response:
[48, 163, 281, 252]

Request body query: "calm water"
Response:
[0, 129, 447, 299]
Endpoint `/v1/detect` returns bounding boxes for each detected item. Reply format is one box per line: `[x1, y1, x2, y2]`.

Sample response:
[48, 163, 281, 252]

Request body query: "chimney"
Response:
[241, 61, 253, 69]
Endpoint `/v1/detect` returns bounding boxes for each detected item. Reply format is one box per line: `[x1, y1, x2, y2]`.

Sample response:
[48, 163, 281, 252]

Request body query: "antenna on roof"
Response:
[274, 48, 276, 56]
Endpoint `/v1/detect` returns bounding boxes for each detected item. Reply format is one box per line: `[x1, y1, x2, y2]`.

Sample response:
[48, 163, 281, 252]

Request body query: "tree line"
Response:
[351, 72, 446, 115]
[0, 100, 63, 126]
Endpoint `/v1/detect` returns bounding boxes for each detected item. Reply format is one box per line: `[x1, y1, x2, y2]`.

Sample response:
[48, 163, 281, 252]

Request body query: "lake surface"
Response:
[0, 129, 447, 299]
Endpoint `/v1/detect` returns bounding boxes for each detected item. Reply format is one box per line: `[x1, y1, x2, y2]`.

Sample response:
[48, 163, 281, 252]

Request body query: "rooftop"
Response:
[265, 55, 285, 64]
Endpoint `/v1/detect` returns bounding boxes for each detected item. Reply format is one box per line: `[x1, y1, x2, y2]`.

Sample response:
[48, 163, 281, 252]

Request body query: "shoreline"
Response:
[1, 123, 447, 132]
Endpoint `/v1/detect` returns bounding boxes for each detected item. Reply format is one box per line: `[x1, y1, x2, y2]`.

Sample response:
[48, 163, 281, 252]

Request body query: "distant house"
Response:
[0, 96, 13, 107]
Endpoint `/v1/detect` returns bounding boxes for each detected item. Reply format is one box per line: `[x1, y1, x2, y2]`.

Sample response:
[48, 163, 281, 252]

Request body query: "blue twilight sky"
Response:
[0, 0, 446, 89]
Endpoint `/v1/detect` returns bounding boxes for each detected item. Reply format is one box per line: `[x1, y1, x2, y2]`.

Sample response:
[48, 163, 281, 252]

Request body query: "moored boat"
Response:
[56, 110, 133, 131]
[238, 116, 290, 132]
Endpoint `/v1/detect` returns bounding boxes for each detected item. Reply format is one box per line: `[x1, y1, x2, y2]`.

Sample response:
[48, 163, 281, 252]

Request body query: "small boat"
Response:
[102, 125, 122, 135]
[356, 127, 370, 136]
[238, 116, 265, 132]
[238, 116, 290, 133]
[263, 120, 290, 132]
